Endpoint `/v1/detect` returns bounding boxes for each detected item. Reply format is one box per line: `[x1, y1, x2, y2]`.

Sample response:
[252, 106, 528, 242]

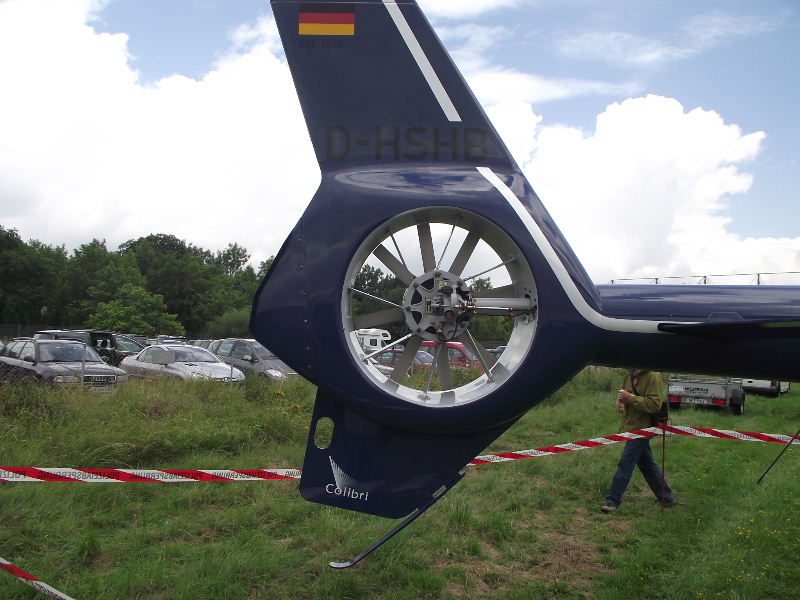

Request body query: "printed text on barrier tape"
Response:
[0, 468, 302, 483]
[1, 426, 796, 482]
[1, 556, 76, 600]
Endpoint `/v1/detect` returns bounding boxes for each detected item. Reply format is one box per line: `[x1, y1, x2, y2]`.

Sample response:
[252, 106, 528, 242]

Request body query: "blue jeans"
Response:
[606, 437, 674, 507]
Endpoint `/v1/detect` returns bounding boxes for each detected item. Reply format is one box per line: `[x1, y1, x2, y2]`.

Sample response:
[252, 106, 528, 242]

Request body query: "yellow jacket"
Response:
[619, 370, 664, 432]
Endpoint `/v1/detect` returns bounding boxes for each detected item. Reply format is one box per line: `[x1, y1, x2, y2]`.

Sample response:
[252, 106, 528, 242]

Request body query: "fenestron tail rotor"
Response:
[344, 206, 537, 401]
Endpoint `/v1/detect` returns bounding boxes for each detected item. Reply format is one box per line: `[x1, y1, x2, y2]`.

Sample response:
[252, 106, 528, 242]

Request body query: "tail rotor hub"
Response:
[403, 270, 473, 342]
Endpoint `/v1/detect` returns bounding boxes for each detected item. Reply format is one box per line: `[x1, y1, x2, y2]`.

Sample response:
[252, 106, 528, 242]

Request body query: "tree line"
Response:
[0, 226, 272, 337]
[1, 225, 512, 346]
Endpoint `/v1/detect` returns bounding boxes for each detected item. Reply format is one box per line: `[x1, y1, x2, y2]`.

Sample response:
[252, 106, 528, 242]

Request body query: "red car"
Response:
[419, 341, 481, 369]
[374, 348, 435, 374]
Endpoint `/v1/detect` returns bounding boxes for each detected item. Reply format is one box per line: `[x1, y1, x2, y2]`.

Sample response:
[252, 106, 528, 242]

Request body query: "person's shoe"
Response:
[600, 503, 617, 513]
[655, 498, 676, 508]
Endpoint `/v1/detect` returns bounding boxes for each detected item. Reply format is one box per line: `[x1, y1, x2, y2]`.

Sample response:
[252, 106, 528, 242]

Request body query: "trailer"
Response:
[667, 374, 746, 415]
[355, 328, 391, 351]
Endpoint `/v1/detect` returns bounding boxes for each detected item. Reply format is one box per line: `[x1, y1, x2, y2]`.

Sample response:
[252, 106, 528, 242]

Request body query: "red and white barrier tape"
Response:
[1, 425, 796, 483]
[0, 467, 302, 483]
[469, 424, 798, 465]
[2, 424, 797, 600]
[0, 556, 75, 600]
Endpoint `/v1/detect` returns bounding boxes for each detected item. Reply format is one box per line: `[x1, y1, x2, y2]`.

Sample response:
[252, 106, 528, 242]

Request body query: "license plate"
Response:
[682, 397, 711, 405]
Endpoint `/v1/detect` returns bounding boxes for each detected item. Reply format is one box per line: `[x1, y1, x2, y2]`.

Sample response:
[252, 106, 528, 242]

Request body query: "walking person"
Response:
[601, 369, 675, 513]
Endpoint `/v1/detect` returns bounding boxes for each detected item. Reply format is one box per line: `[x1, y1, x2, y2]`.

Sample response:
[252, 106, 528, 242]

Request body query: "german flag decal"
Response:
[299, 3, 355, 36]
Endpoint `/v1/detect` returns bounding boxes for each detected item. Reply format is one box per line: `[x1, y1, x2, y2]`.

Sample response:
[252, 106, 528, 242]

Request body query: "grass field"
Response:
[1, 371, 798, 599]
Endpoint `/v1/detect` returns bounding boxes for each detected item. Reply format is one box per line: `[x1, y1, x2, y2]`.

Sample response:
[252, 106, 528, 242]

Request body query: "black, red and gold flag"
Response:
[298, 3, 355, 36]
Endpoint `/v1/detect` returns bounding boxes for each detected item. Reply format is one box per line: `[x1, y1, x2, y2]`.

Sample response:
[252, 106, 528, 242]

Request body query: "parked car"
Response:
[189, 339, 213, 349]
[0, 338, 127, 390]
[374, 348, 434, 375]
[419, 341, 482, 369]
[33, 329, 144, 366]
[119, 344, 244, 383]
[147, 335, 187, 346]
[122, 333, 148, 347]
[209, 338, 297, 381]
[741, 379, 790, 397]
[488, 345, 507, 357]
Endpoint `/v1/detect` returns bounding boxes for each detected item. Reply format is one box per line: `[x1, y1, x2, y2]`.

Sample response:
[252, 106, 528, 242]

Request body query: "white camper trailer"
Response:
[356, 328, 391, 351]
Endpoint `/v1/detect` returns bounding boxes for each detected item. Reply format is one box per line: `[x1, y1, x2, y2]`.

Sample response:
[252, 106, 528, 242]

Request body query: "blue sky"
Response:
[94, 0, 798, 239]
[1, 0, 798, 283]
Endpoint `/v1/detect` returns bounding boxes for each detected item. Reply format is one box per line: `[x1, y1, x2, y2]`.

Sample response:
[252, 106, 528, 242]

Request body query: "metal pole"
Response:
[660, 418, 667, 508]
[757, 427, 800, 484]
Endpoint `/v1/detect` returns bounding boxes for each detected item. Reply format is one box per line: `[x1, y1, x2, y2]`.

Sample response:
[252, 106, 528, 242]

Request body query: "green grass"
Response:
[1, 372, 798, 599]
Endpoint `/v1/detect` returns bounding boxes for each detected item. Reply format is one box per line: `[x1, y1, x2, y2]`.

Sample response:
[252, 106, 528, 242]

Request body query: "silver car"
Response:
[209, 338, 297, 381]
[120, 344, 244, 383]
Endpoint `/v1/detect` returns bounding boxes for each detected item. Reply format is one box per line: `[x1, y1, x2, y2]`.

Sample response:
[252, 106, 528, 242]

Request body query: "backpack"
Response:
[630, 370, 669, 428]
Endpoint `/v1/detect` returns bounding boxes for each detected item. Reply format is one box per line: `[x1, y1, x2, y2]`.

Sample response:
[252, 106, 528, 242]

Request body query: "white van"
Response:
[356, 328, 391, 351]
[741, 379, 790, 397]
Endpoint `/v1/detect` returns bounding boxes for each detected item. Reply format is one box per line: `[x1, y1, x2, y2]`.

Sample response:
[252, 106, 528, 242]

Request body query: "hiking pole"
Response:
[757, 426, 800, 484]
[660, 418, 667, 508]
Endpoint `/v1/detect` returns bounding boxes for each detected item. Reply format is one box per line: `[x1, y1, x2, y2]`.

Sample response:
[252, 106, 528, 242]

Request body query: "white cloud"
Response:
[1, 0, 797, 289]
[0, 0, 317, 266]
[555, 31, 687, 69]
[436, 22, 640, 105]
[435, 23, 510, 72]
[682, 11, 777, 52]
[418, 0, 523, 19]
[471, 68, 638, 106]
[554, 11, 778, 69]
[488, 94, 800, 283]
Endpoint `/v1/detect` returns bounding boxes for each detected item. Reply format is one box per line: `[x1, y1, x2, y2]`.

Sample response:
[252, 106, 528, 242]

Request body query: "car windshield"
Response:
[116, 336, 143, 351]
[458, 346, 478, 360]
[168, 346, 218, 362]
[38, 343, 103, 363]
[251, 341, 276, 359]
[415, 351, 434, 364]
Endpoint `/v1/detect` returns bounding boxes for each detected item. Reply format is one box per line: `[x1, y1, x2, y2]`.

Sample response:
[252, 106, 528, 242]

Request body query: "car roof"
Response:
[32, 338, 85, 345]
[419, 340, 466, 347]
[36, 329, 114, 335]
[149, 343, 196, 348]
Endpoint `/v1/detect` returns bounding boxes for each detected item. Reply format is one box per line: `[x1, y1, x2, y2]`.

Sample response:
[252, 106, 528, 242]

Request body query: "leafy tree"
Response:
[466, 277, 513, 347]
[257, 255, 275, 279]
[190, 264, 260, 335]
[470, 277, 491, 292]
[119, 234, 213, 333]
[205, 307, 251, 339]
[27, 238, 70, 324]
[61, 239, 115, 324]
[350, 265, 407, 342]
[2, 226, 268, 336]
[87, 252, 146, 306]
[0, 226, 68, 325]
[88, 283, 184, 336]
[468, 314, 513, 347]
[118, 233, 211, 262]
[213, 242, 250, 278]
